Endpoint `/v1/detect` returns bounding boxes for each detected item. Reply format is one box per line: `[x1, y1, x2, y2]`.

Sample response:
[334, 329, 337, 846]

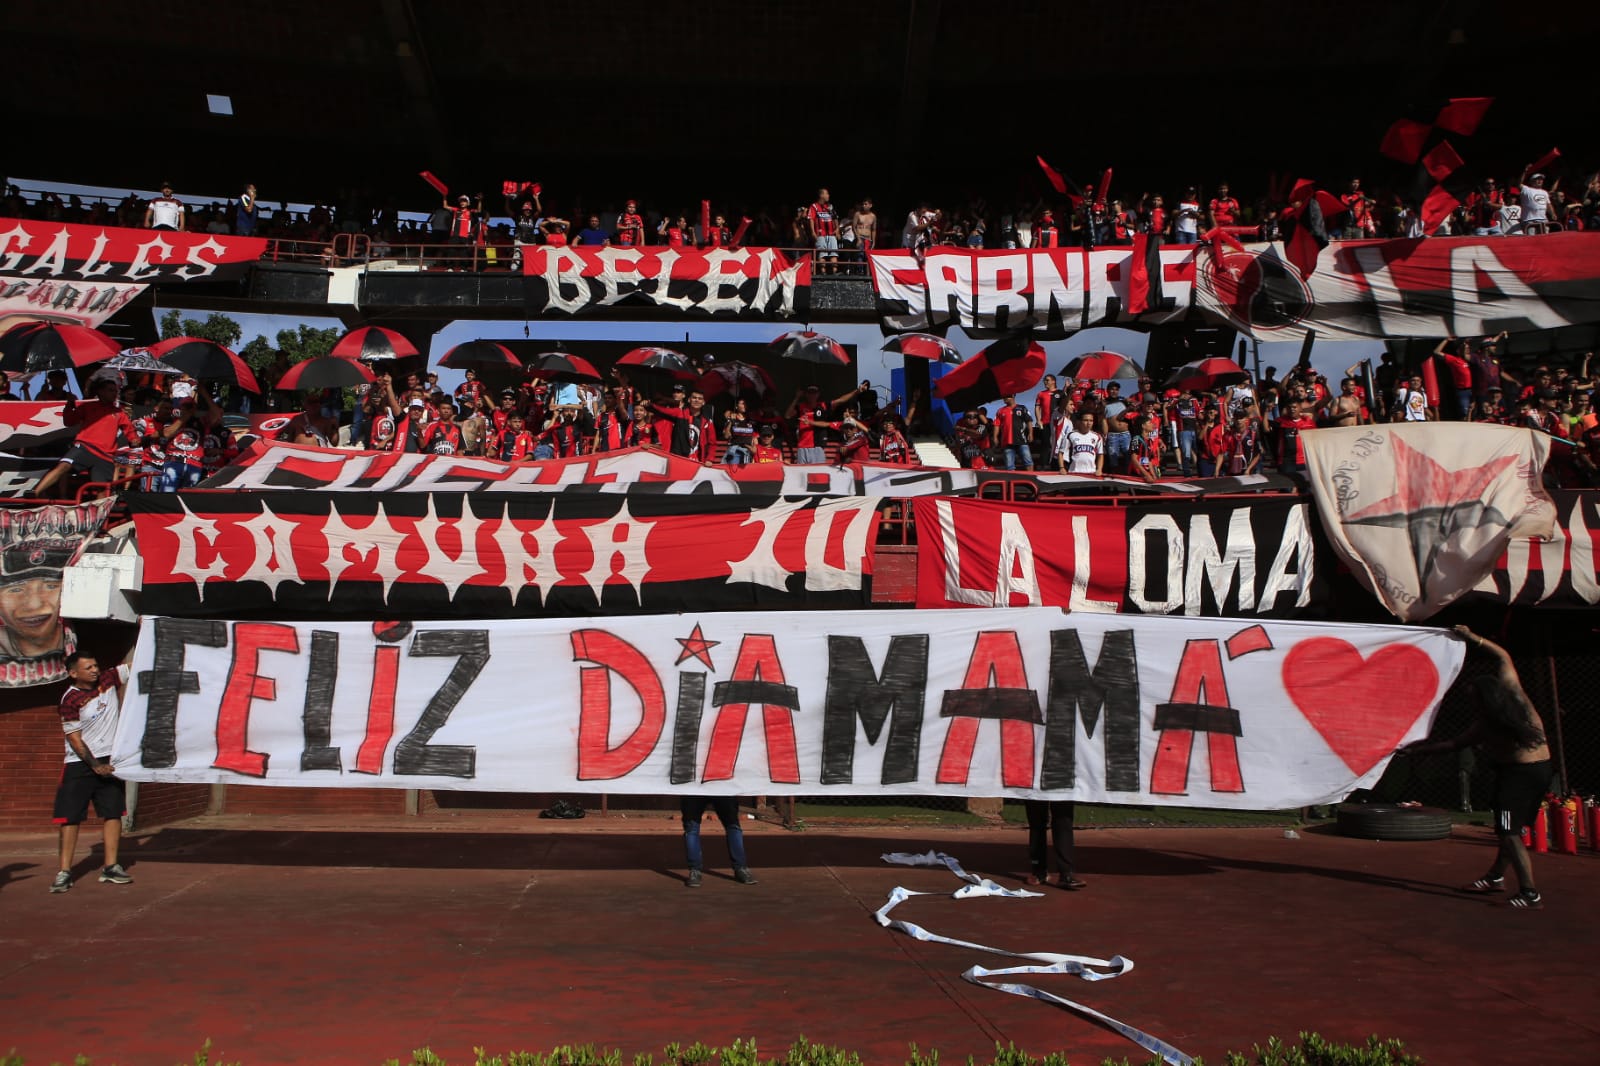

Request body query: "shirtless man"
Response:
[1101, 386, 1131, 475]
[851, 199, 878, 252]
[1324, 377, 1363, 427]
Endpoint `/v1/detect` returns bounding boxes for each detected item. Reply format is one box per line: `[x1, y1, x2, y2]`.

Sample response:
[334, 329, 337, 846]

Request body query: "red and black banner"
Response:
[914, 496, 1328, 617]
[1474, 491, 1600, 609]
[0, 402, 72, 451]
[521, 245, 810, 318]
[0, 220, 267, 328]
[0, 454, 55, 497]
[128, 492, 879, 617]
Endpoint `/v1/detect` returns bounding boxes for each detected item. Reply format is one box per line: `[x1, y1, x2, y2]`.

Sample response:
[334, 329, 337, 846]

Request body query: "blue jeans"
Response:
[533, 443, 555, 460]
[1174, 231, 1198, 245]
[1001, 444, 1032, 470]
[681, 797, 747, 871]
[723, 444, 753, 466]
[1104, 431, 1131, 474]
[159, 461, 204, 493]
[1177, 430, 1197, 476]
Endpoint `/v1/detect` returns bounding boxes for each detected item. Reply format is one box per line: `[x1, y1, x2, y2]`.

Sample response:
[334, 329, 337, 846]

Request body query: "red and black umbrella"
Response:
[616, 346, 690, 372]
[697, 360, 776, 400]
[0, 322, 121, 374]
[882, 333, 963, 364]
[1164, 357, 1251, 392]
[438, 340, 522, 371]
[530, 351, 603, 384]
[932, 335, 1047, 412]
[148, 336, 263, 393]
[329, 326, 420, 363]
[769, 330, 850, 366]
[275, 356, 375, 392]
[1060, 350, 1142, 382]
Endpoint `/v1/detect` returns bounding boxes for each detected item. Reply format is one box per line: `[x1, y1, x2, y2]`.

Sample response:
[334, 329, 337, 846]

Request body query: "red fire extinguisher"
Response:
[1550, 796, 1579, 855]
[1587, 798, 1599, 853]
[1528, 803, 1549, 852]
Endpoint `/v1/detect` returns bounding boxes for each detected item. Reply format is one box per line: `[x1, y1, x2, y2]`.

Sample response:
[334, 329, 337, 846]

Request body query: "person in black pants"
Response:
[680, 796, 757, 889]
[1024, 799, 1086, 889]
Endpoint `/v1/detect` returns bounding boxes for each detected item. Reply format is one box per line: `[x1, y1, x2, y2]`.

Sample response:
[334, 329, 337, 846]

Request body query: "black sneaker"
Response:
[686, 869, 702, 888]
[99, 863, 132, 885]
[733, 866, 758, 885]
[49, 870, 71, 893]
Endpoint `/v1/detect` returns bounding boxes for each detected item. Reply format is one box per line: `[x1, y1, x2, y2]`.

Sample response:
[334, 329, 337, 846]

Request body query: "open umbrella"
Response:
[697, 360, 776, 400]
[148, 336, 263, 393]
[932, 335, 1047, 411]
[275, 356, 375, 392]
[616, 346, 690, 372]
[769, 330, 850, 366]
[330, 326, 420, 363]
[1060, 350, 1142, 381]
[530, 351, 603, 384]
[882, 333, 963, 364]
[106, 348, 183, 375]
[1164, 357, 1250, 392]
[0, 322, 121, 374]
[438, 340, 522, 371]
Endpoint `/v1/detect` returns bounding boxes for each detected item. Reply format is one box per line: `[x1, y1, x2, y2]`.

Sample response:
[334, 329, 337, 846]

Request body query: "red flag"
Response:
[1380, 119, 1432, 164]
[1126, 232, 1162, 316]
[1527, 147, 1562, 175]
[730, 216, 751, 248]
[1036, 156, 1068, 195]
[501, 180, 519, 197]
[1422, 141, 1465, 182]
[1434, 97, 1493, 136]
[933, 336, 1046, 411]
[419, 170, 449, 196]
[1420, 186, 1461, 236]
[700, 199, 711, 244]
[1096, 168, 1113, 208]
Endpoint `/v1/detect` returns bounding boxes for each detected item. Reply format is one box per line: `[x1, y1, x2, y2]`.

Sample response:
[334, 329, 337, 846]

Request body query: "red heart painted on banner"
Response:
[1282, 638, 1440, 776]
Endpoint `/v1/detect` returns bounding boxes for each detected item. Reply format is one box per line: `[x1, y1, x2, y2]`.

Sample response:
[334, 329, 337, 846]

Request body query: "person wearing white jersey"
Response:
[1057, 410, 1104, 475]
[49, 652, 133, 893]
[143, 182, 185, 231]
[1517, 171, 1551, 235]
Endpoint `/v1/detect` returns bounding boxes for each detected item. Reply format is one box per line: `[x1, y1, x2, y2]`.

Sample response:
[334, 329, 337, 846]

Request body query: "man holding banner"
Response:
[50, 652, 134, 892]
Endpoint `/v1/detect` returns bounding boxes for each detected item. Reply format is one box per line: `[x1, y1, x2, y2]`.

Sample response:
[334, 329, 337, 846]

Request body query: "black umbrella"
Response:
[531, 351, 603, 384]
[148, 337, 264, 393]
[276, 356, 375, 391]
[438, 340, 522, 371]
[0, 322, 121, 374]
[330, 326, 420, 363]
[768, 330, 850, 366]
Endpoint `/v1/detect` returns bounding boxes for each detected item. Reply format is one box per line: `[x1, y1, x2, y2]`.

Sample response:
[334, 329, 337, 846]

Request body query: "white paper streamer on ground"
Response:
[877, 850, 1192, 1066]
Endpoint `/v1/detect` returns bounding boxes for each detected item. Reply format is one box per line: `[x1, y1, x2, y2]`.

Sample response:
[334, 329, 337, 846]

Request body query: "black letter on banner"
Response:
[300, 630, 342, 772]
[393, 630, 487, 778]
[669, 673, 706, 785]
[137, 618, 227, 768]
[822, 635, 927, 785]
[1041, 629, 1140, 792]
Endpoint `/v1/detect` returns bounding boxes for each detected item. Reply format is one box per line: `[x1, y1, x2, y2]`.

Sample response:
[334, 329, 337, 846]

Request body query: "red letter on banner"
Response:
[571, 630, 666, 779]
[1149, 638, 1245, 794]
[936, 631, 1038, 788]
[703, 635, 800, 784]
[354, 644, 401, 774]
[213, 622, 300, 777]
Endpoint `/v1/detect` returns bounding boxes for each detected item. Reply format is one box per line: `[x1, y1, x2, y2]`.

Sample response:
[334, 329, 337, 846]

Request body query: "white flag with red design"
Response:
[1301, 424, 1556, 621]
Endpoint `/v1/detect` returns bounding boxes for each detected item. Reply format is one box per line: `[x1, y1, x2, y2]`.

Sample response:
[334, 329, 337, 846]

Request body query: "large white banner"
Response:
[112, 610, 1464, 807]
[1301, 423, 1556, 622]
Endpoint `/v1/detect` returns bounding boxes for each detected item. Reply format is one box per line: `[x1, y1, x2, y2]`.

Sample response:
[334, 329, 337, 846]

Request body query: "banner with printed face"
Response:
[198, 440, 1298, 498]
[111, 610, 1465, 806]
[0, 499, 113, 687]
[128, 492, 879, 616]
[1300, 423, 1555, 622]
[913, 497, 1326, 617]
[521, 245, 809, 318]
[1193, 233, 1600, 341]
[869, 246, 1198, 337]
[0, 220, 267, 329]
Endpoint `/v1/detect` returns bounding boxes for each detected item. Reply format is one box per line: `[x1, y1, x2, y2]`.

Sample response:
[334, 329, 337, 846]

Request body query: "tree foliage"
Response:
[239, 324, 342, 375]
[157, 309, 243, 348]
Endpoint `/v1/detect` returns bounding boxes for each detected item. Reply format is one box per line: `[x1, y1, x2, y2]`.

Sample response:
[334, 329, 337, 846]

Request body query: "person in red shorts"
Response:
[34, 375, 134, 497]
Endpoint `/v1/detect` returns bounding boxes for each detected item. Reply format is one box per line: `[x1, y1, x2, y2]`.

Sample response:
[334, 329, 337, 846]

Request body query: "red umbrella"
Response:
[616, 346, 690, 372]
[329, 326, 420, 363]
[932, 335, 1047, 411]
[1060, 350, 1143, 381]
[438, 340, 521, 371]
[276, 356, 375, 391]
[882, 333, 963, 364]
[1164, 357, 1250, 392]
[148, 337, 263, 393]
[697, 360, 776, 399]
[0, 322, 121, 374]
[769, 330, 850, 366]
[530, 351, 603, 384]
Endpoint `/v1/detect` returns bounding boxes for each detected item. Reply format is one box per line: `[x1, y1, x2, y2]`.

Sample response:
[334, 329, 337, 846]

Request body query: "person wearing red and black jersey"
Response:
[128, 399, 172, 491]
[390, 397, 432, 453]
[878, 419, 914, 465]
[807, 188, 840, 274]
[752, 425, 784, 463]
[703, 214, 732, 249]
[158, 391, 219, 491]
[537, 408, 585, 459]
[49, 651, 134, 893]
[834, 414, 871, 466]
[1034, 210, 1059, 249]
[592, 393, 637, 453]
[492, 413, 539, 461]
[1474, 386, 1510, 424]
[1339, 178, 1374, 239]
[1207, 183, 1241, 229]
[992, 394, 1034, 470]
[617, 200, 645, 247]
[1127, 414, 1162, 483]
[33, 375, 135, 497]
[420, 399, 465, 455]
[1275, 398, 1317, 474]
[785, 383, 862, 464]
[454, 369, 485, 412]
[652, 387, 718, 461]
